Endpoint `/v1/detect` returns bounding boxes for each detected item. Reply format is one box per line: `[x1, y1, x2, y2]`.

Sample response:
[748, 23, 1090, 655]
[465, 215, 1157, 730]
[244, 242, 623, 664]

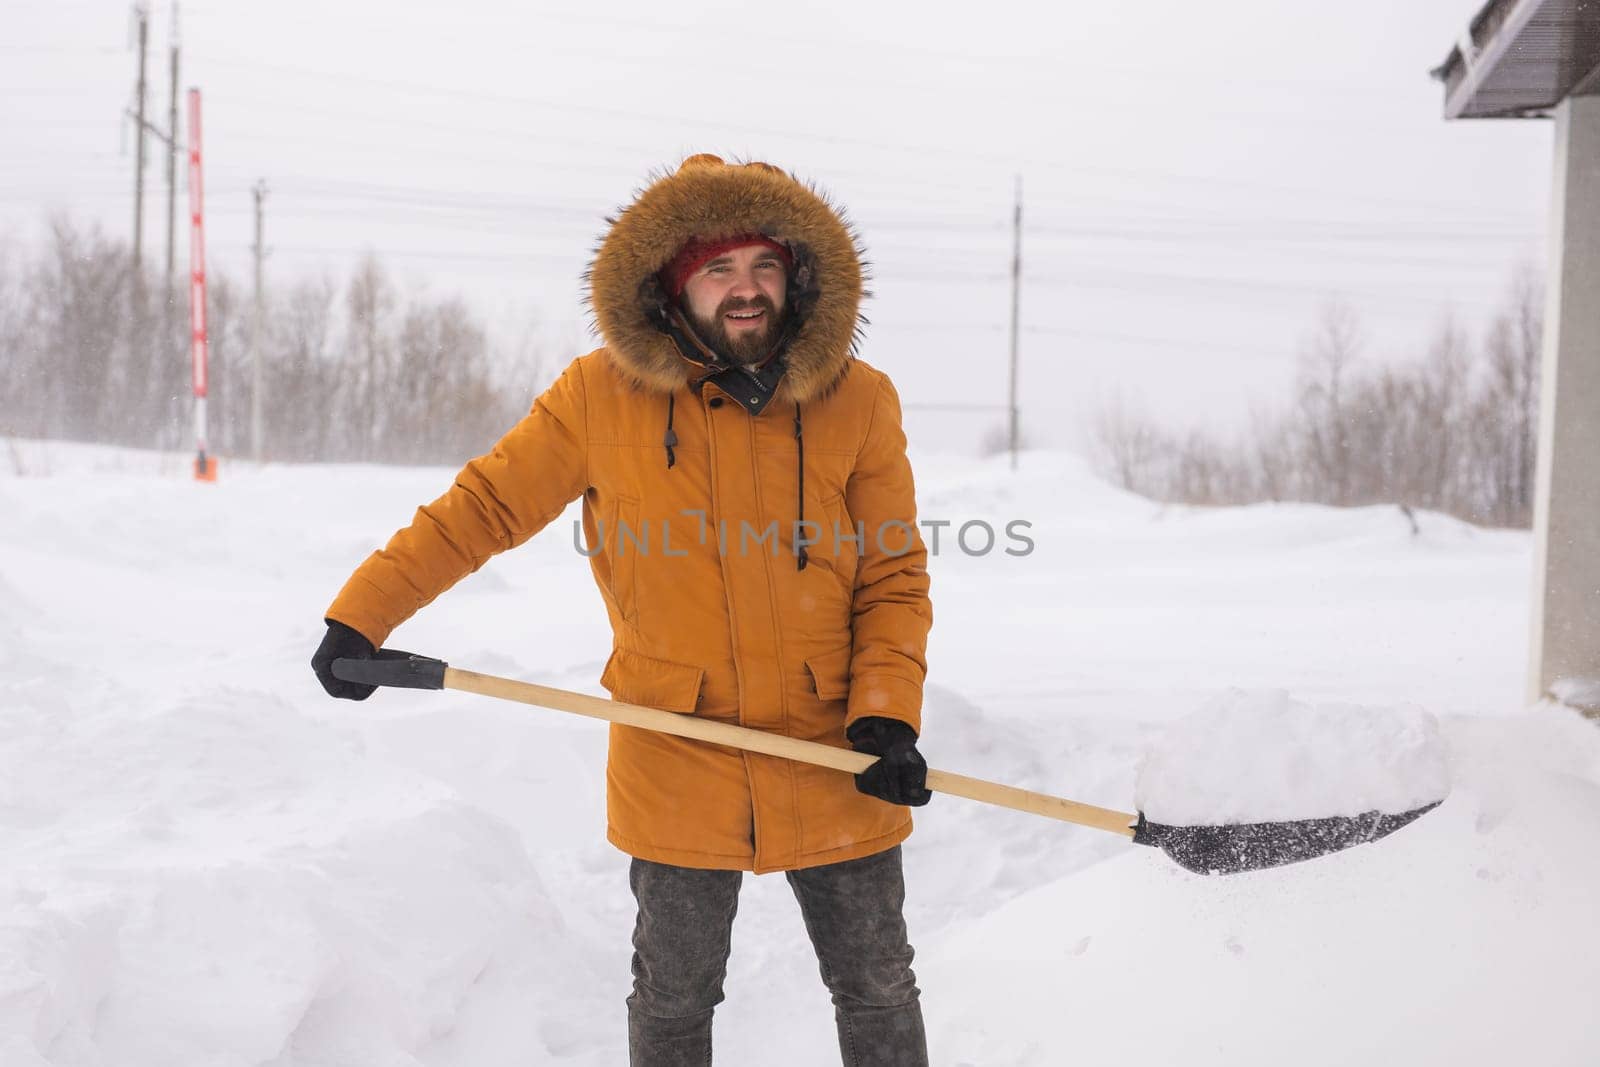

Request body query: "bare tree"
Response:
[1246, 404, 1291, 503]
[1295, 301, 1362, 507]
[0, 236, 28, 438]
[1091, 275, 1542, 529]
[392, 294, 495, 462]
[34, 217, 132, 442]
[1090, 395, 1167, 495]
[0, 213, 552, 469]
[1475, 270, 1542, 525]
[345, 253, 395, 461]
[266, 277, 338, 461]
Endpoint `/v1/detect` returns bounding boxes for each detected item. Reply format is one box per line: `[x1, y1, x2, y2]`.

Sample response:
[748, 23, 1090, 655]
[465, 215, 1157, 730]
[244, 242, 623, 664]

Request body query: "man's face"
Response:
[680, 243, 789, 365]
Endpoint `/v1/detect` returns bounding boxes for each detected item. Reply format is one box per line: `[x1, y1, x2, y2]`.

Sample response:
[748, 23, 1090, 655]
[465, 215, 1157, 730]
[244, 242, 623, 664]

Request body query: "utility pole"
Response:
[130, 3, 149, 277]
[1007, 174, 1023, 471]
[165, 5, 180, 300]
[187, 88, 214, 481]
[251, 181, 268, 463]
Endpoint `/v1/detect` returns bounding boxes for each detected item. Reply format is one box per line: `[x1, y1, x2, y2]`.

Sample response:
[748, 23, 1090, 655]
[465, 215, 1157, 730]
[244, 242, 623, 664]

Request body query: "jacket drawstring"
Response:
[663, 393, 678, 469]
[794, 401, 808, 571]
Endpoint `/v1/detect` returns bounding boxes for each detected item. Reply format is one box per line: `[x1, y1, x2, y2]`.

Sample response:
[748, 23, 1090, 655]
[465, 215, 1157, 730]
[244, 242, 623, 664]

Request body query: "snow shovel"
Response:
[332, 651, 1441, 875]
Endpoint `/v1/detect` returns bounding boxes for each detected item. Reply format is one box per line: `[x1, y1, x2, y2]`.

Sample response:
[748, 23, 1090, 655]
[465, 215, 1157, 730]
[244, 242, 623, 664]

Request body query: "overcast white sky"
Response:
[3, 0, 1553, 453]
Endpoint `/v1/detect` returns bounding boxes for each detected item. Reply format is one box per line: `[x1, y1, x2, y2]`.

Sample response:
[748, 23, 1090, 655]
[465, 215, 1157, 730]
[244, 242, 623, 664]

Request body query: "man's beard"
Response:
[686, 294, 788, 366]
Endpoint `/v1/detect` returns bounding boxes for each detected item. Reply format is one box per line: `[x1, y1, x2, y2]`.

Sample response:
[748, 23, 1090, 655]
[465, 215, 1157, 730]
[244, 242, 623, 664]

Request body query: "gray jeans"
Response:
[627, 845, 927, 1067]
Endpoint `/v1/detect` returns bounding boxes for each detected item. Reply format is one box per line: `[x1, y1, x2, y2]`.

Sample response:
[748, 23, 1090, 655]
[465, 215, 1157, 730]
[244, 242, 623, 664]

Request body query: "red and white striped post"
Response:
[186, 86, 216, 482]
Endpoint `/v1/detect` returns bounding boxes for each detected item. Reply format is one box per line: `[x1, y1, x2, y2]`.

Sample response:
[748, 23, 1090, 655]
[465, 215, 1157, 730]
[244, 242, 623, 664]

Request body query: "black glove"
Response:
[311, 619, 378, 700]
[848, 716, 931, 807]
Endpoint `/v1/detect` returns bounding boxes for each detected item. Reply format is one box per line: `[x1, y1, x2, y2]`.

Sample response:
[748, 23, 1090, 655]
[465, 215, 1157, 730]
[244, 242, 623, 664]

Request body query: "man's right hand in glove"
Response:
[311, 619, 378, 700]
[847, 716, 932, 807]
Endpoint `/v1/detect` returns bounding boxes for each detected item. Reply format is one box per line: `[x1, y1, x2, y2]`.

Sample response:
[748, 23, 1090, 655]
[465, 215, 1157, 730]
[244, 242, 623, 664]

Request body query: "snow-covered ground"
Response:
[3, 438, 1597, 1065]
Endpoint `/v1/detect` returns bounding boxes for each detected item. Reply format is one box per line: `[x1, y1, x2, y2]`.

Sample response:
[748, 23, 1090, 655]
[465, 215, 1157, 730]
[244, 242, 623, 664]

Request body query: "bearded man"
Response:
[312, 154, 934, 1067]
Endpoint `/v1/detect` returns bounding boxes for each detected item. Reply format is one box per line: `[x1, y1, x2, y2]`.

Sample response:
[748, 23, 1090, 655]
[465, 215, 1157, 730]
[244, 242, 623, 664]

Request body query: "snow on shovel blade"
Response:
[1131, 802, 1443, 875]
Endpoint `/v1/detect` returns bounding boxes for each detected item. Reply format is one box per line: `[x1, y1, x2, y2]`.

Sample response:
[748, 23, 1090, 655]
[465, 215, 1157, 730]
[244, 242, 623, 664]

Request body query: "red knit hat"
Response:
[660, 233, 793, 299]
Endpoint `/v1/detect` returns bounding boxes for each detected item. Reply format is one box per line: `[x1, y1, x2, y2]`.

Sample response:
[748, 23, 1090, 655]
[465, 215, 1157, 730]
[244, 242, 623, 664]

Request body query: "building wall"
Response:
[1529, 92, 1600, 713]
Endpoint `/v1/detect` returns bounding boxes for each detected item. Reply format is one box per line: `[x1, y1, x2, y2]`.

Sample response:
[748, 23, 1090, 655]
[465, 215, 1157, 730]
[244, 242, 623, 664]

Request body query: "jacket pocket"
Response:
[609, 495, 642, 623]
[823, 493, 860, 594]
[600, 646, 705, 713]
[804, 642, 854, 702]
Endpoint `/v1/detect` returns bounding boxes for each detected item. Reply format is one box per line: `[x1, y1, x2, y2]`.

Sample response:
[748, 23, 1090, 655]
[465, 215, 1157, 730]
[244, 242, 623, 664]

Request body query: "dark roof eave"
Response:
[1431, 0, 1522, 87]
[1431, 0, 1600, 120]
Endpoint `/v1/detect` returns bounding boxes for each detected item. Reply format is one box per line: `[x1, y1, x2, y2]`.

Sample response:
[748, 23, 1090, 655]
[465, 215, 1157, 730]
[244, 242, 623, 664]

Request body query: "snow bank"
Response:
[1551, 676, 1600, 712]
[926, 706, 1600, 1067]
[0, 687, 610, 1066]
[1134, 689, 1451, 825]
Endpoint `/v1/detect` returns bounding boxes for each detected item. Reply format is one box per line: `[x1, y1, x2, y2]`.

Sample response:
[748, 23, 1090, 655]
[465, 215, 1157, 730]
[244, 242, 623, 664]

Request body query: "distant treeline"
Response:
[2, 216, 1544, 530]
[0, 216, 551, 465]
[1092, 274, 1542, 529]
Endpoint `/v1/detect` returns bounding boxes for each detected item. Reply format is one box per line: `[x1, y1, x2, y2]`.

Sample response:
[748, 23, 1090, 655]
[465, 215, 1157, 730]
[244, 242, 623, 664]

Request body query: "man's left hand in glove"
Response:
[847, 716, 932, 807]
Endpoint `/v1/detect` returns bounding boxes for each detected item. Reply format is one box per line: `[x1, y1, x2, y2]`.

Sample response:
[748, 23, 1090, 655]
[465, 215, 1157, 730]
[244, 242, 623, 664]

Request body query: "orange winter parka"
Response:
[325, 155, 933, 874]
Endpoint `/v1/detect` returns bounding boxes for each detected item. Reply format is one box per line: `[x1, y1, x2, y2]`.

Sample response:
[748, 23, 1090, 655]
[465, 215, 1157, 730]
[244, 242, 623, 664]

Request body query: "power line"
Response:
[183, 8, 1412, 108]
[1020, 325, 1286, 359]
[194, 238, 1514, 315]
[157, 81, 1543, 224]
[873, 321, 1289, 358]
[12, 15, 1548, 226]
[17, 178, 1534, 294]
[187, 159, 1542, 243]
[182, 54, 1007, 164]
[13, 169, 1543, 253]
[86, 47, 1539, 226]
[210, 241, 587, 266]
[0, 45, 124, 55]
[204, 179, 1539, 246]
[194, 89, 1012, 202]
[170, 51, 1492, 216]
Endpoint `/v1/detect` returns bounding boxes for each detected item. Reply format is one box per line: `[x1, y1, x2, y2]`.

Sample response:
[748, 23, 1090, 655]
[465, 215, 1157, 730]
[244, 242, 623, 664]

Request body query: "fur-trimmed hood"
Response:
[587, 154, 867, 404]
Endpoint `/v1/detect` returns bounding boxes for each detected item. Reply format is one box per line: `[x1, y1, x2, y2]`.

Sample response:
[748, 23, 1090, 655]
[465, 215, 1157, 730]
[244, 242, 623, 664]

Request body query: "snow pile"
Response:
[1134, 689, 1451, 825]
[0, 685, 609, 1066]
[1551, 676, 1600, 712]
[926, 705, 1600, 1067]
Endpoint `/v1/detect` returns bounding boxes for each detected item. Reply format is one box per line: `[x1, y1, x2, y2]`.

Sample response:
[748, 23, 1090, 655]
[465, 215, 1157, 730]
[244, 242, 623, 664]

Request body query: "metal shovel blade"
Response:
[1131, 801, 1443, 875]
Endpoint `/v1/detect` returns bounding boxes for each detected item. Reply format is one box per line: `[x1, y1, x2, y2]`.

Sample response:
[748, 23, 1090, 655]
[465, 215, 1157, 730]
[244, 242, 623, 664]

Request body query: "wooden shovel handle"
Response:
[445, 667, 1137, 839]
